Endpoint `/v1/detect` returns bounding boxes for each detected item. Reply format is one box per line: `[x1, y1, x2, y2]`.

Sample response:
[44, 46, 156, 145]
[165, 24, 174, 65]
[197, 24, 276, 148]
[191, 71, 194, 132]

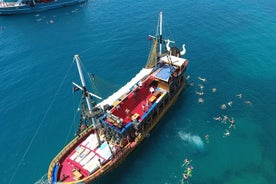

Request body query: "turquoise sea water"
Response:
[1, 0, 276, 183]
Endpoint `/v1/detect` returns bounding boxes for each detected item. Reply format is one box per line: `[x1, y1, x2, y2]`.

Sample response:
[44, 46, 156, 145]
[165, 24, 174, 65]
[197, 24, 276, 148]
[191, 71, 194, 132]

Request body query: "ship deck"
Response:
[57, 135, 113, 182]
[56, 69, 170, 182]
[108, 77, 164, 126]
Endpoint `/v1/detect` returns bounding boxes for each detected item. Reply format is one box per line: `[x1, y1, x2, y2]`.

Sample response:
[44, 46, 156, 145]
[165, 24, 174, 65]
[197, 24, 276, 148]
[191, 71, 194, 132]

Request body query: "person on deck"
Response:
[149, 86, 155, 93]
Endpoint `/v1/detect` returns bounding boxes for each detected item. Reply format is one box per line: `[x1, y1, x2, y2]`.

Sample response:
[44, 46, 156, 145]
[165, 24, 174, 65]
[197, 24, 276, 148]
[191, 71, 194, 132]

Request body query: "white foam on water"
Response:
[178, 131, 204, 150]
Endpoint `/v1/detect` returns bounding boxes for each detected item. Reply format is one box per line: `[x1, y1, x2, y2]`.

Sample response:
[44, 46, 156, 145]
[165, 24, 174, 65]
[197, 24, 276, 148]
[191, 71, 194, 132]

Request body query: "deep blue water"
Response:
[1, 0, 276, 184]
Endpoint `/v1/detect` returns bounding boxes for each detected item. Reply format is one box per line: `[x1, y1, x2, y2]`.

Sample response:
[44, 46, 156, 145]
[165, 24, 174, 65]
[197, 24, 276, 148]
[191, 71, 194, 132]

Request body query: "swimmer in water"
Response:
[221, 115, 228, 124]
[236, 93, 242, 99]
[205, 134, 210, 143]
[181, 158, 191, 167]
[227, 101, 233, 107]
[223, 129, 230, 137]
[221, 104, 227, 109]
[195, 90, 204, 96]
[183, 173, 189, 180]
[198, 98, 204, 103]
[185, 166, 193, 177]
[228, 117, 236, 129]
[244, 100, 252, 106]
[198, 76, 207, 82]
[198, 84, 204, 89]
[213, 116, 222, 121]
[187, 81, 194, 87]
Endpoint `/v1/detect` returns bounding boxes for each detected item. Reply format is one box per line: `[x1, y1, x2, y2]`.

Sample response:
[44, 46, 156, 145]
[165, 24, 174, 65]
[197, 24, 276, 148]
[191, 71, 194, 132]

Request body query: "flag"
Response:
[148, 36, 153, 40]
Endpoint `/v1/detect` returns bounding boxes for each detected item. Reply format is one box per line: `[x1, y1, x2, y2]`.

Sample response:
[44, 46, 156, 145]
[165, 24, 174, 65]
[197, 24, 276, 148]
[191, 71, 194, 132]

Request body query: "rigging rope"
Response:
[63, 89, 80, 146]
[9, 60, 74, 184]
[79, 59, 102, 103]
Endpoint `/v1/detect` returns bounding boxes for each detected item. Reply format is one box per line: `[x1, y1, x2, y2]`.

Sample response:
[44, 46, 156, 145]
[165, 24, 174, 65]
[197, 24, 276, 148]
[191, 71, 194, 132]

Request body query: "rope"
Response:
[63, 92, 84, 145]
[9, 60, 74, 184]
[79, 58, 103, 103]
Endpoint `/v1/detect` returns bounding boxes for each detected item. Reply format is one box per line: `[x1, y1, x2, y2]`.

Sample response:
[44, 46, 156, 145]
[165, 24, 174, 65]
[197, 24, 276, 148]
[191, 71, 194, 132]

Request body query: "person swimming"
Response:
[183, 166, 193, 183]
[228, 117, 236, 129]
[185, 166, 193, 177]
[227, 101, 233, 107]
[223, 129, 230, 137]
[236, 93, 242, 99]
[181, 158, 192, 167]
[221, 104, 227, 109]
[198, 98, 204, 103]
[198, 84, 204, 89]
[187, 81, 194, 87]
[183, 173, 189, 180]
[195, 90, 204, 96]
[205, 134, 210, 143]
[221, 115, 228, 124]
[213, 116, 222, 121]
[244, 100, 252, 106]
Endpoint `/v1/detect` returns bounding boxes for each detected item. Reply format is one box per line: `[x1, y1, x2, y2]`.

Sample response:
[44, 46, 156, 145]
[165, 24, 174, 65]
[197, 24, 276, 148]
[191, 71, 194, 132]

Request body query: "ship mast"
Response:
[159, 11, 163, 55]
[74, 55, 101, 146]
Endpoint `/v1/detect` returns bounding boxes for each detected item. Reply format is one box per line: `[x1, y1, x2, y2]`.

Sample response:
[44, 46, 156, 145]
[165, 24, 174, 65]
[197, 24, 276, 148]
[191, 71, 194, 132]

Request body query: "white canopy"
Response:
[97, 68, 153, 108]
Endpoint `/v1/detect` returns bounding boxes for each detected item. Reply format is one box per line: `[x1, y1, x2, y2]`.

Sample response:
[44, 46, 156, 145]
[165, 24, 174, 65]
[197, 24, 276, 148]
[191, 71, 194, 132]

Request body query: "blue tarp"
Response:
[155, 65, 175, 82]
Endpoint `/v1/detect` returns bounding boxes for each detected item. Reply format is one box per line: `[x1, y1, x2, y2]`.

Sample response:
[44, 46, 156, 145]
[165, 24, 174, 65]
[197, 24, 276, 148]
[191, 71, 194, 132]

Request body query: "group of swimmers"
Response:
[182, 75, 254, 182]
[193, 76, 207, 104]
[186, 74, 254, 141]
[213, 92, 253, 137]
[181, 158, 193, 182]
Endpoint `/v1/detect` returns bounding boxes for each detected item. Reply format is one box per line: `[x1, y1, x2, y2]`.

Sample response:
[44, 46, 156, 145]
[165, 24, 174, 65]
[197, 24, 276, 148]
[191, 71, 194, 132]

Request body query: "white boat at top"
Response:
[0, 0, 87, 15]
